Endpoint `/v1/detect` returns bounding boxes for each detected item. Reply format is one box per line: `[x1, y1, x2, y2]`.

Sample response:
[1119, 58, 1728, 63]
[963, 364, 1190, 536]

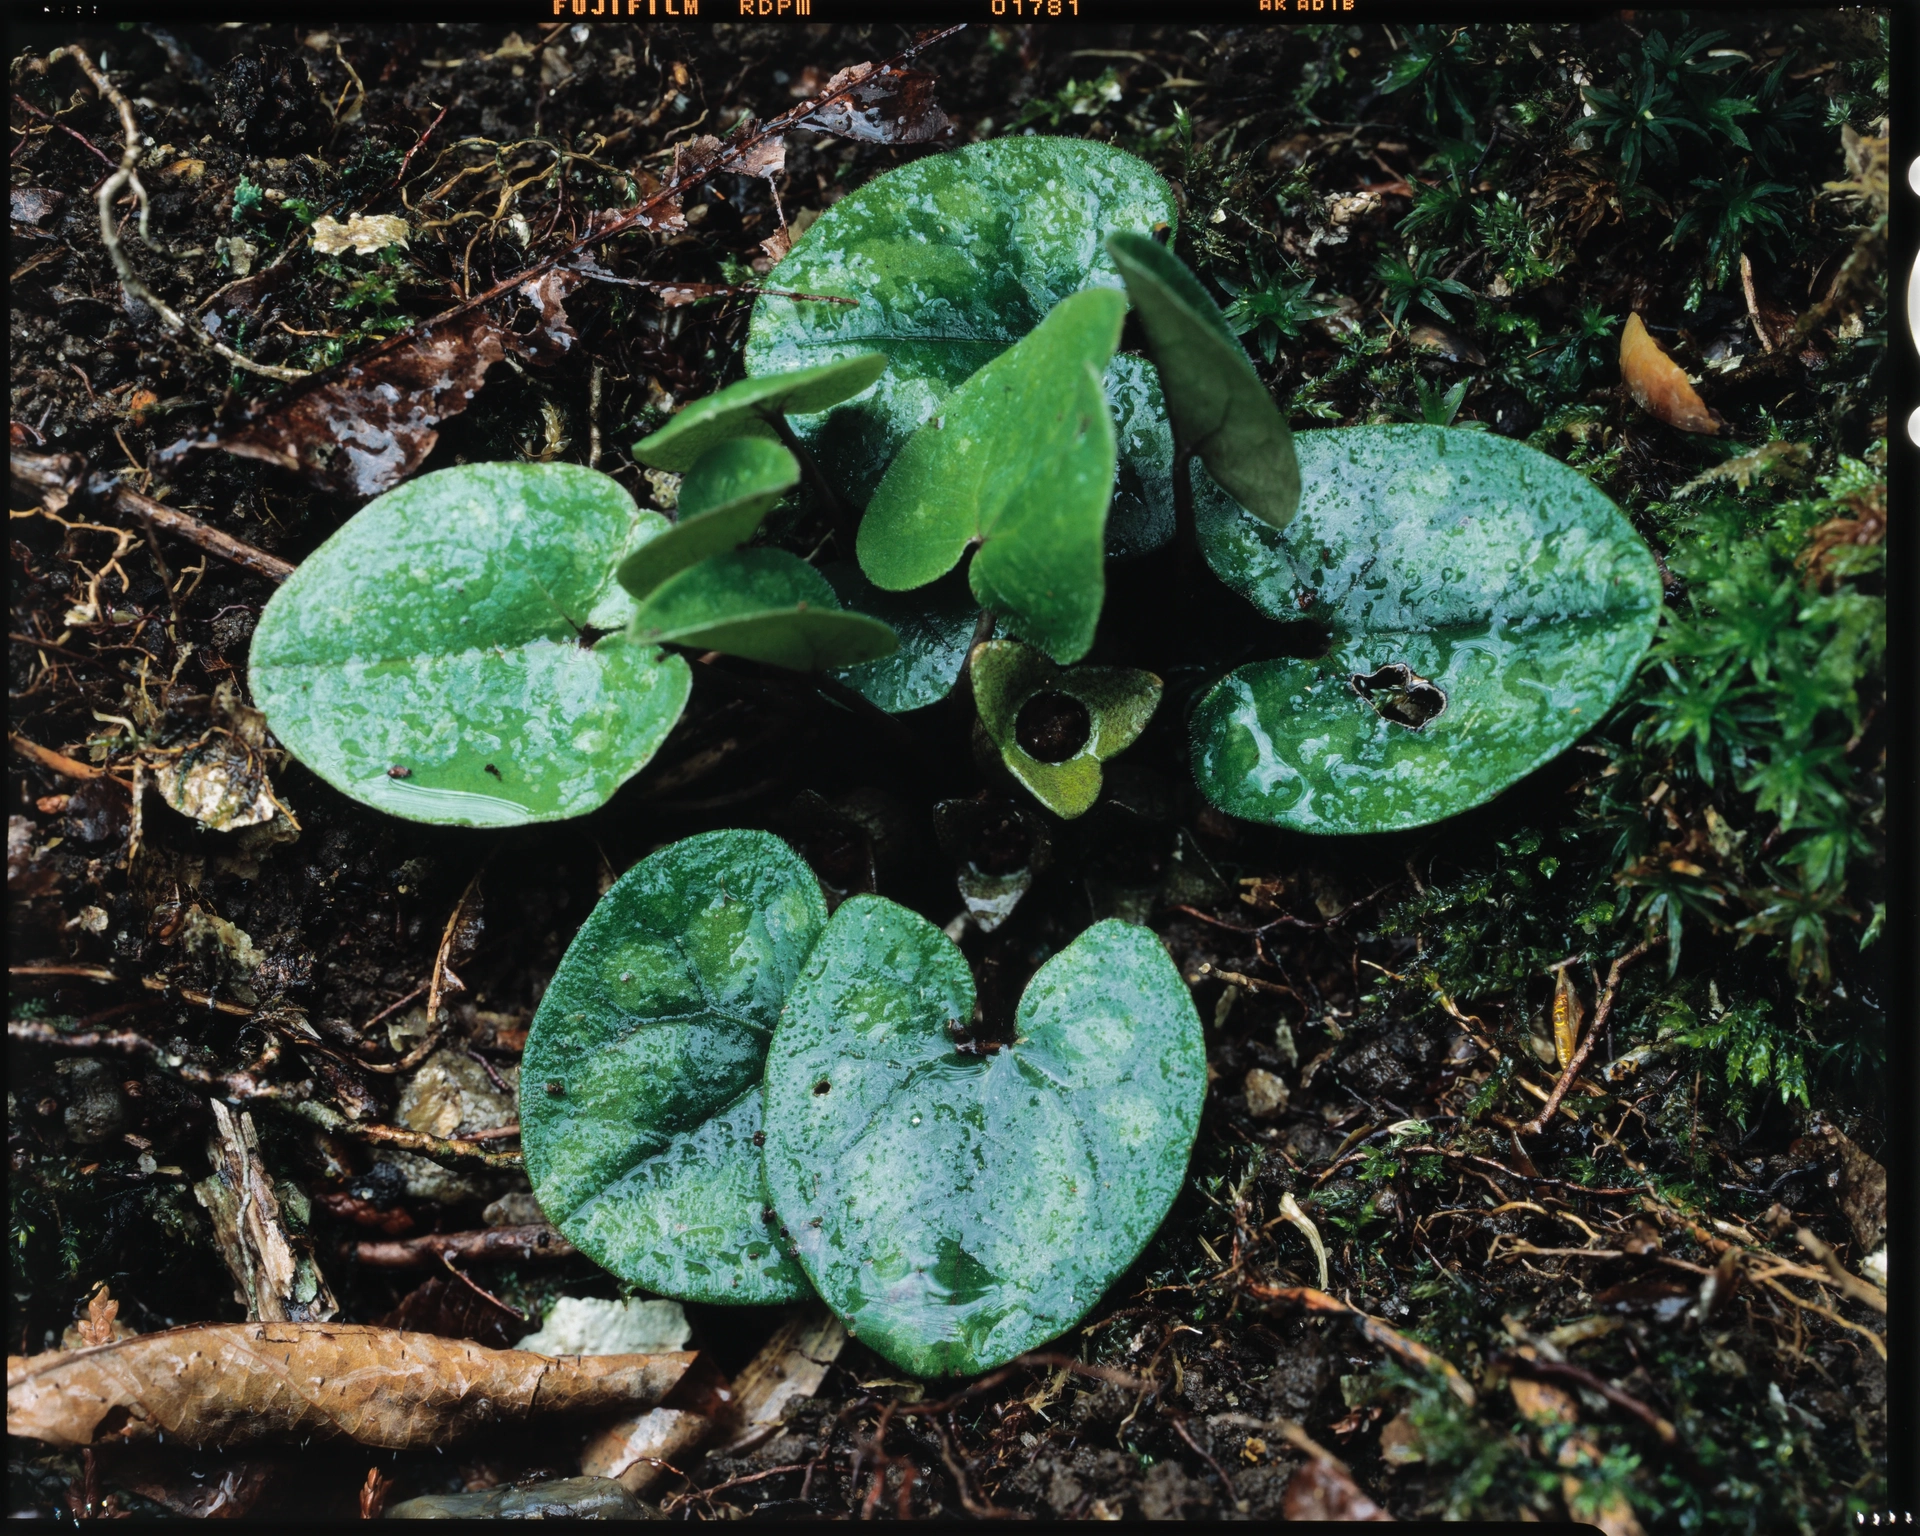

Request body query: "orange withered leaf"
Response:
[1620, 313, 1721, 435]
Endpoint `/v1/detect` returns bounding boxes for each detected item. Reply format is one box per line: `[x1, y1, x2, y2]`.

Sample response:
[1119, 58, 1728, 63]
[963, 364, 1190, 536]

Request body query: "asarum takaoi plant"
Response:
[248, 135, 1658, 1372]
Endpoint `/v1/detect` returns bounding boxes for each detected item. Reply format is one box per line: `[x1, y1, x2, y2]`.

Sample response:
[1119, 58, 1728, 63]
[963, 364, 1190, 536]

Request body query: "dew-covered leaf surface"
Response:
[856, 288, 1125, 664]
[616, 437, 798, 601]
[1191, 425, 1661, 833]
[631, 548, 898, 672]
[972, 640, 1162, 819]
[761, 898, 1205, 1376]
[820, 564, 981, 714]
[248, 463, 689, 827]
[520, 830, 825, 1304]
[745, 137, 1177, 508]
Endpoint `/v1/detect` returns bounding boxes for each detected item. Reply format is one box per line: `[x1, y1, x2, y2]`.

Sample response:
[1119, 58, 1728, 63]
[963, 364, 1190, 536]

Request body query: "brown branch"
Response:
[1793, 1228, 1887, 1314]
[9, 732, 108, 781]
[1245, 1283, 1476, 1407]
[1521, 938, 1661, 1135]
[1495, 1352, 1677, 1444]
[354, 1225, 575, 1268]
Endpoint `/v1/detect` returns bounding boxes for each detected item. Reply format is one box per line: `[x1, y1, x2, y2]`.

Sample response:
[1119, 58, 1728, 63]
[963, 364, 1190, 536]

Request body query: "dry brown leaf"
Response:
[801, 61, 951, 145]
[194, 1100, 338, 1324]
[1377, 1409, 1424, 1466]
[579, 1407, 711, 1494]
[309, 213, 410, 256]
[164, 271, 585, 499]
[1620, 313, 1721, 435]
[1282, 1457, 1394, 1520]
[7, 1324, 694, 1450]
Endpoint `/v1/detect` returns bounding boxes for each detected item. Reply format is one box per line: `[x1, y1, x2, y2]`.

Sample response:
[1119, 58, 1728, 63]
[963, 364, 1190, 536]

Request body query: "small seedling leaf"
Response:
[1191, 425, 1661, 832]
[520, 829, 825, 1305]
[616, 438, 799, 600]
[857, 287, 1125, 664]
[249, 463, 690, 827]
[1105, 231, 1300, 530]
[631, 547, 898, 672]
[633, 353, 889, 471]
[761, 899, 1205, 1376]
[971, 640, 1162, 819]
[746, 137, 1177, 507]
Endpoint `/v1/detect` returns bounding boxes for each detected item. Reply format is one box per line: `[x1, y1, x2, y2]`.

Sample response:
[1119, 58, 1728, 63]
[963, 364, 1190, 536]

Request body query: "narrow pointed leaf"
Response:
[762, 900, 1206, 1375]
[631, 547, 897, 672]
[857, 287, 1125, 664]
[616, 438, 799, 600]
[1190, 425, 1661, 832]
[746, 137, 1177, 507]
[249, 463, 689, 827]
[521, 830, 824, 1304]
[1105, 231, 1300, 530]
[633, 353, 889, 471]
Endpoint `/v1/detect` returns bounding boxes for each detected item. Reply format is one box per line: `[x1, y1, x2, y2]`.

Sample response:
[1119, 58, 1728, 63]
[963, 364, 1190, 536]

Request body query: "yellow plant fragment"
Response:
[1620, 313, 1720, 435]
[1551, 965, 1586, 1072]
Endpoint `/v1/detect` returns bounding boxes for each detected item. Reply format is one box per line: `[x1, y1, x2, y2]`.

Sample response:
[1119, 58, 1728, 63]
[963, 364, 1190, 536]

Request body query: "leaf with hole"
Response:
[520, 830, 824, 1305]
[1190, 425, 1661, 832]
[972, 640, 1162, 819]
[761, 898, 1205, 1375]
[249, 463, 690, 827]
[616, 438, 798, 600]
[630, 548, 898, 672]
[745, 136, 1178, 511]
[632, 353, 890, 471]
[856, 287, 1125, 664]
[1105, 231, 1300, 531]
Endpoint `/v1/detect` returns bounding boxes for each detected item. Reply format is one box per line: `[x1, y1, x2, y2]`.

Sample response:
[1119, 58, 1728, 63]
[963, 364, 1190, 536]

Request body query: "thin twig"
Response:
[1170, 1415, 1238, 1502]
[1522, 938, 1660, 1135]
[355, 1224, 574, 1268]
[1495, 1352, 1677, 1444]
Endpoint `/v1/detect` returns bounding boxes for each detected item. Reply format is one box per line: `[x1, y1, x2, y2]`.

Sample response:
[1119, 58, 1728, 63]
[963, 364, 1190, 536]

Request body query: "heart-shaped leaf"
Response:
[857, 288, 1126, 664]
[1105, 231, 1299, 531]
[616, 438, 799, 600]
[521, 830, 824, 1304]
[633, 353, 889, 471]
[1190, 425, 1661, 832]
[249, 463, 690, 827]
[972, 641, 1162, 819]
[821, 564, 982, 714]
[762, 899, 1206, 1376]
[745, 137, 1177, 509]
[631, 548, 897, 672]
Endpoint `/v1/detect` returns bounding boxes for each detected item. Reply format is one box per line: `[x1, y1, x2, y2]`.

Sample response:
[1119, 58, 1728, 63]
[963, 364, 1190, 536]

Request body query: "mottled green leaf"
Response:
[1191, 425, 1661, 832]
[821, 564, 982, 714]
[521, 830, 824, 1304]
[249, 463, 689, 828]
[972, 640, 1162, 819]
[631, 548, 897, 672]
[745, 137, 1177, 508]
[857, 288, 1125, 664]
[762, 899, 1206, 1376]
[633, 353, 889, 471]
[617, 438, 799, 600]
[1105, 232, 1300, 530]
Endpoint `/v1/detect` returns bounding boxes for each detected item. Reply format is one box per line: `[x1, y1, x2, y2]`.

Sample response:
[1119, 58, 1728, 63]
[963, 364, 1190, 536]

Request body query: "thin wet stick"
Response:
[1522, 937, 1660, 1135]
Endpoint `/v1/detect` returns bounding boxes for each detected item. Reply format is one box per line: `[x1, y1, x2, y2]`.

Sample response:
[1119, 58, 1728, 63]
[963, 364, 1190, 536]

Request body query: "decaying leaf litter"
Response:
[8, 14, 1889, 1524]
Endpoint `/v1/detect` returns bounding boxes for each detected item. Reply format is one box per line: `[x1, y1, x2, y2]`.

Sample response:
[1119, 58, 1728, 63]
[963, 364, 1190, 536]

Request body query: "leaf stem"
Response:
[766, 412, 861, 556]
